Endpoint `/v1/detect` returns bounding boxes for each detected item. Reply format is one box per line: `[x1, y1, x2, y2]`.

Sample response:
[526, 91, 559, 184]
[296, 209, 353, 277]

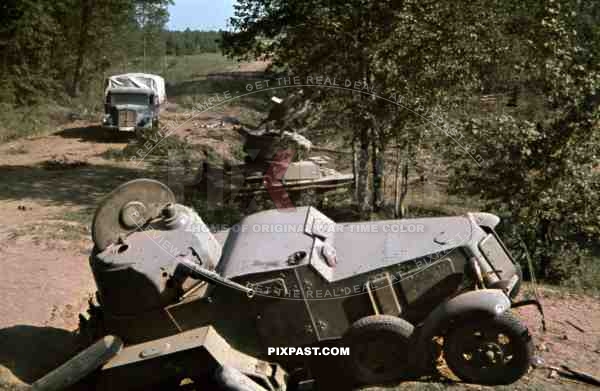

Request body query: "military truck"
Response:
[102, 73, 165, 133]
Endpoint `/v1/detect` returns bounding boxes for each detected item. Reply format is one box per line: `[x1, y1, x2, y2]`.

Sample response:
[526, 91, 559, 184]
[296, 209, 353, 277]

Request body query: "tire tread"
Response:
[445, 311, 533, 385]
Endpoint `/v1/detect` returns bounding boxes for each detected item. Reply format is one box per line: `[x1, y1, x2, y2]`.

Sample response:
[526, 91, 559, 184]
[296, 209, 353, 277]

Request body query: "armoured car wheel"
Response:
[444, 312, 533, 385]
[343, 315, 414, 385]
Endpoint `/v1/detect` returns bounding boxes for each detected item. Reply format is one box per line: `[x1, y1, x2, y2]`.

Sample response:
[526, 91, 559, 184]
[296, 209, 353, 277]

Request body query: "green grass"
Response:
[169, 78, 275, 113]
[558, 256, 600, 297]
[0, 102, 74, 142]
[103, 53, 239, 83]
[157, 53, 276, 124]
[0, 53, 243, 143]
[100, 147, 129, 161]
[163, 53, 240, 82]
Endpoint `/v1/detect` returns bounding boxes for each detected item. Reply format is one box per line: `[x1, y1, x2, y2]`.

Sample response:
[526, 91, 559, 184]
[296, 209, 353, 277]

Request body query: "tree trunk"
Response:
[352, 139, 359, 201]
[394, 143, 410, 218]
[357, 127, 371, 219]
[538, 219, 552, 279]
[398, 161, 409, 218]
[372, 134, 385, 212]
[394, 145, 401, 218]
[70, 0, 93, 97]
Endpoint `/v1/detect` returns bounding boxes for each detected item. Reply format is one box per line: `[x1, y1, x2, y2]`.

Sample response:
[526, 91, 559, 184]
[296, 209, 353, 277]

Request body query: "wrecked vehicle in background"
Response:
[26, 179, 542, 390]
[186, 94, 354, 210]
[102, 73, 165, 133]
[188, 125, 355, 210]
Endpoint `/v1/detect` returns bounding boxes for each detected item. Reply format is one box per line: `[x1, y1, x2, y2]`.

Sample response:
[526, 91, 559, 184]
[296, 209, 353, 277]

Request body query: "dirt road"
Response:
[0, 115, 241, 385]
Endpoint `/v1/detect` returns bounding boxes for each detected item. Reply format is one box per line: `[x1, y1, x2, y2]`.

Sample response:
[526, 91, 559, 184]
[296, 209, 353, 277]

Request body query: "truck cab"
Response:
[102, 87, 159, 132]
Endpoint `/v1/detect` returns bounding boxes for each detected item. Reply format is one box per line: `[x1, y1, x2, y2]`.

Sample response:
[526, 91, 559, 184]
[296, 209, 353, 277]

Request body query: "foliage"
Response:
[0, 0, 172, 105]
[0, 101, 73, 141]
[221, 0, 536, 217]
[125, 127, 193, 158]
[448, 0, 600, 280]
[223, 0, 600, 286]
[165, 30, 223, 55]
[448, 113, 600, 281]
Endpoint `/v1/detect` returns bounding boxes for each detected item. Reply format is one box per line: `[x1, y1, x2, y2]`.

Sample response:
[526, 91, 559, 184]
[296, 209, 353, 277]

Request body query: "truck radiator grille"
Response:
[118, 110, 136, 127]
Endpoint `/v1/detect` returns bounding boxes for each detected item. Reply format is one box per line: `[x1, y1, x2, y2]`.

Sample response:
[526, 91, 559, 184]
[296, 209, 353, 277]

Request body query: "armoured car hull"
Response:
[30, 179, 542, 390]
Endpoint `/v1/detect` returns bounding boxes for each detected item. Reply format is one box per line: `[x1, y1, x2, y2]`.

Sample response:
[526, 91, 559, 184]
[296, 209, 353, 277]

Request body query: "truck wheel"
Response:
[343, 315, 414, 385]
[444, 312, 533, 385]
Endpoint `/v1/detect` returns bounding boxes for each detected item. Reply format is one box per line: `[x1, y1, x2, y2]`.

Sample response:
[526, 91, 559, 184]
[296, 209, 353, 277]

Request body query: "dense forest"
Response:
[0, 0, 223, 107]
[0, 1, 225, 141]
[165, 30, 222, 55]
[0, 0, 172, 105]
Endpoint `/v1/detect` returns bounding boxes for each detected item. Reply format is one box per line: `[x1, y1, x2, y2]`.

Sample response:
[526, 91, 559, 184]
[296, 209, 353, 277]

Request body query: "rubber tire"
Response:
[343, 315, 415, 385]
[444, 312, 533, 385]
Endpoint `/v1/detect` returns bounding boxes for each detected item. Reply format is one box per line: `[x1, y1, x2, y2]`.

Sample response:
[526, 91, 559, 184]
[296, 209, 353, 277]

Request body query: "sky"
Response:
[168, 0, 236, 31]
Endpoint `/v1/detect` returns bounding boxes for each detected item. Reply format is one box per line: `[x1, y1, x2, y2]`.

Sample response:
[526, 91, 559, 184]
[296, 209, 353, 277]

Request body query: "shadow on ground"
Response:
[56, 126, 135, 143]
[0, 325, 79, 384]
[0, 163, 169, 207]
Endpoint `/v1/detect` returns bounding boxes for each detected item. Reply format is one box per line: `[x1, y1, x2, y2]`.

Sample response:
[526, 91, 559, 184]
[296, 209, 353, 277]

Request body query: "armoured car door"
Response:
[254, 267, 319, 347]
[297, 264, 404, 340]
[297, 208, 405, 340]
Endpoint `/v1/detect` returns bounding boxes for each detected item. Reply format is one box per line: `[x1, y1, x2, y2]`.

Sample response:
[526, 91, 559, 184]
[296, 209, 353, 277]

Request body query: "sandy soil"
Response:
[0, 123, 130, 332]
[0, 112, 243, 385]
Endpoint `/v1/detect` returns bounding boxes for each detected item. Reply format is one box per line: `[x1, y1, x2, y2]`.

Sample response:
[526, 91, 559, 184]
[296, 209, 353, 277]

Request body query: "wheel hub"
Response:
[476, 342, 504, 366]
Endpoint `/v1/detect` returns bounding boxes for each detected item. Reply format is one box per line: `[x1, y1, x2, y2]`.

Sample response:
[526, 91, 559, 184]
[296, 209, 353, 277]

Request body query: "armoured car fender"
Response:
[414, 289, 511, 372]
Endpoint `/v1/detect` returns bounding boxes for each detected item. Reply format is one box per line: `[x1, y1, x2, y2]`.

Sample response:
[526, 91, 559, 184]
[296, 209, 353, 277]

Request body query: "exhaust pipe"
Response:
[213, 366, 269, 391]
[31, 335, 122, 391]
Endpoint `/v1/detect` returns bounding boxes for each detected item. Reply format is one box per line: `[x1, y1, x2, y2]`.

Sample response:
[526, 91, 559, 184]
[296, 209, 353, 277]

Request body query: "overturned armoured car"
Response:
[30, 179, 542, 390]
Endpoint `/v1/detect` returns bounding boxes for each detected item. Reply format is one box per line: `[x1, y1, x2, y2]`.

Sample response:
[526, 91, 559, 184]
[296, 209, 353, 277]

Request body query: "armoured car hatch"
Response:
[303, 206, 335, 240]
[217, 207, 315, 279]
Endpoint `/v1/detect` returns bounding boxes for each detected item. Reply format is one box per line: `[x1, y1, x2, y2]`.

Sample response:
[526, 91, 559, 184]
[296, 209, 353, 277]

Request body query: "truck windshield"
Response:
[111, 93, 149, 106]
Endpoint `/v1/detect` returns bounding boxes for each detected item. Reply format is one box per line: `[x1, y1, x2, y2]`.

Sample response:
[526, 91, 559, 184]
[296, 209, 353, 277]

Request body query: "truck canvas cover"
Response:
[105, 73, 166, 104]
